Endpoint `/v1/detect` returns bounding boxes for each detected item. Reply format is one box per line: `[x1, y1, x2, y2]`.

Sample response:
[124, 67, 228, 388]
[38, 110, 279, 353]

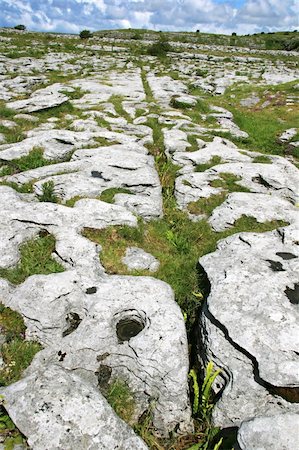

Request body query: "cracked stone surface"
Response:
[0, 364, 148, 450]
[198, 224, 299, 427]
[175, 140, 299, 221]
[0, 185, 192, 437]
[237, 413, 299, 450]
[2, 269, 193, 436]
[2, 143, 162, 221]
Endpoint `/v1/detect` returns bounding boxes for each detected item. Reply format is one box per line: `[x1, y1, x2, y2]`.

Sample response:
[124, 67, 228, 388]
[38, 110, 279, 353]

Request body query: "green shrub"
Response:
[147, 37, 172, 57]
[283, 37, 299, 51]
[14, 25, 26, 31]
[79, 30, 93, 39]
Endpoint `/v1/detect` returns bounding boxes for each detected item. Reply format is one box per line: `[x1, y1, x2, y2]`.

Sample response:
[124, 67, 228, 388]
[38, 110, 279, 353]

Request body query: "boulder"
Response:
[0, 364, 148, 450]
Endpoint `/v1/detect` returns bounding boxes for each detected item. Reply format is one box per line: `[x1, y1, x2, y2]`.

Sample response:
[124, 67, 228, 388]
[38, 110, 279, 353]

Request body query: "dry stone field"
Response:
[0, 28, 298, 450]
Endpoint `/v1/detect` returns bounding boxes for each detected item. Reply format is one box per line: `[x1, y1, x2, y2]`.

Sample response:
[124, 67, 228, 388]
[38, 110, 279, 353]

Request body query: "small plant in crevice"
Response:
[187, 364, 223, 450]
[37, 180, 59, 203]
[147, 37, 172, 57]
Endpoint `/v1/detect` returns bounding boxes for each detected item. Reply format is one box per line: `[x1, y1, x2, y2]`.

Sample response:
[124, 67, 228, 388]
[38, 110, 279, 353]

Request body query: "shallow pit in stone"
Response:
[115, 311, 146, 343]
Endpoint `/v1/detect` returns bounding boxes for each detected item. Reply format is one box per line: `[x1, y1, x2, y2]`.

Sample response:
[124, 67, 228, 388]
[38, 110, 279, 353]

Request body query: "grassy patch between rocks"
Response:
[0, 233, 65, 285]
[0, 304, 41, 388]
[100, 188, 133, 203]
[0, 304, 41, 448]
[195, 156, 223, 172]
[83, 216, 286, 333]
[105, 379, 136, 425]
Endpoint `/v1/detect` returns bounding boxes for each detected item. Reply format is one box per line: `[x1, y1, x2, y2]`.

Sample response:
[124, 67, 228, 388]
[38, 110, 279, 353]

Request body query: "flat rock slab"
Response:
[199, 224, 299, 427]
[122, 247, 160, 272]
[7, 83, 69, 113]
[237, 413, 299, 450]
[208, 192, 297, 231]
[0, 364, 148, 450]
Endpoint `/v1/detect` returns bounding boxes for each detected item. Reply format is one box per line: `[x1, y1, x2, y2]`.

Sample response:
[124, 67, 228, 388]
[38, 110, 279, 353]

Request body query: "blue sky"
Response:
[0, 0, 298, 35]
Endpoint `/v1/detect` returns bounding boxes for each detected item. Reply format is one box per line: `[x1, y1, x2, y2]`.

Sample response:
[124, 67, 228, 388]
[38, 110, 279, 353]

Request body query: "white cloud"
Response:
[0, 0, 298, 34]
[75, 0, 106, 13]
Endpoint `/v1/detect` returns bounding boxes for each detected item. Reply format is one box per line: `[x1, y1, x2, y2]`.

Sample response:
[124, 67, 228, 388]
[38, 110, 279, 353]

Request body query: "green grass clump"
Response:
[0, 180, 33, 193]
[0, 304, 42, 386]
[147, 38, 172, 57]
[0, 405, 27, 450]
[100, 188, 133, 204]
[0, 340, 41, 386]
[0, 105, 15, 119]
[105, 379, 135, 425]
[195, 156, 223, 172]
[252, 155, 272, 163]
[0, 147, 54, 176]
[0, 304, 25, 341]
[0, 303, 41, 446]
[187, 193, 227, 216]
[109, 95, 131, 122]
[0, 233, 65, 285]
[210, 172, 251, 193]
[37, 180, 59, 203]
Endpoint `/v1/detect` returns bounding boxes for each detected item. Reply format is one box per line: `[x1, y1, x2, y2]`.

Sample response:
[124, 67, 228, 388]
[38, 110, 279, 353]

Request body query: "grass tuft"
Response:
[0, 233, 65, 285]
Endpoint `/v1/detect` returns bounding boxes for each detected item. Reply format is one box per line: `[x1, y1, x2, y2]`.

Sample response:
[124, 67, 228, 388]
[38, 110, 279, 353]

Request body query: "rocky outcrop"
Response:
[0, 186, 192, 437]
[0, 364, 148, 450]
[198, 224, 299, 428]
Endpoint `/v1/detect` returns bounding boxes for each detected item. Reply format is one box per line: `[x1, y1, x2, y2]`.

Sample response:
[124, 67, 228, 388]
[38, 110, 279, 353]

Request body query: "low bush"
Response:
[79, 30, 93, 39]
[14, 25, 26, 31]
[283, 37, 299, 51]
[147, 37, 172, 57]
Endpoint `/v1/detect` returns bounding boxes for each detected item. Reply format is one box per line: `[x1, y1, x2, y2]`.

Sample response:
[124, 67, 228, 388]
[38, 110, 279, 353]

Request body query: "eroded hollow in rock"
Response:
[115, 310, 146, 343]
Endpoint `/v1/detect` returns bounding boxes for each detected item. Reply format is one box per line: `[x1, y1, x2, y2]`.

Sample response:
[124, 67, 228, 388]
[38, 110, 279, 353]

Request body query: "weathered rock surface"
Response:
[237, 413, 299, 450]
[0, 128, 148, 161]
[0, 186, 136, 271]
[279, 128, 297, 143]
[7, 83, 69, 112]
[198, 224, 299, 427]
[208, 192, 297, 231]
[146, 74, 188, 106]
[1, 30, 298, 448]
[4, 271, 193, 436]
[0, 364, 148, 450]
[176, 155, 299, 212]
[122, 247, 160, 272]
[2, 144, 162, 221]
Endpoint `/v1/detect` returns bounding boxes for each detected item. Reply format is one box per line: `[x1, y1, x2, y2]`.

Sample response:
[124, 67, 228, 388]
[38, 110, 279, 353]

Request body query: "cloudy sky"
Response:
[0, 0, 298, 35]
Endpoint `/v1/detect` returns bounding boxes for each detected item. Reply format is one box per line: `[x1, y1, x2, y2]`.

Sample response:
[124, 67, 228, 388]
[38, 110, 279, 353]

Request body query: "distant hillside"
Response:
[93, 28, 299, 51]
